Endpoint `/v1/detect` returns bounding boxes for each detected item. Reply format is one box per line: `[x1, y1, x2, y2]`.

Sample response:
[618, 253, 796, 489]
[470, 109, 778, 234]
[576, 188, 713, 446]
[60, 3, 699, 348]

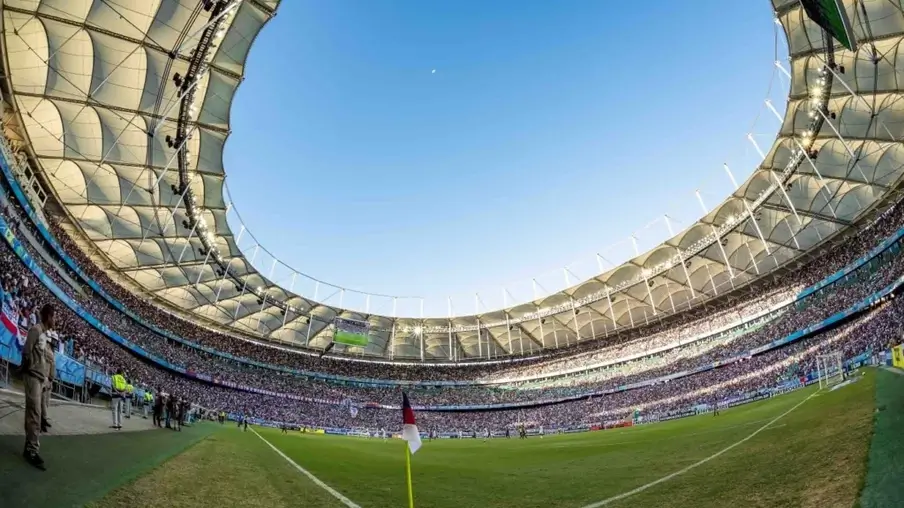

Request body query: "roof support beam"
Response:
[483, 327, 510, 355]
[74, 232, 231, 243]
[757, 201, 851, 226]
[2, 5, 244, 82]
[452, 332, 468, 360]
[36, 154, 230, 179]
[12, 91, 230, 135]
[626, 259, 696, 304]
[513, 322, 545, 350]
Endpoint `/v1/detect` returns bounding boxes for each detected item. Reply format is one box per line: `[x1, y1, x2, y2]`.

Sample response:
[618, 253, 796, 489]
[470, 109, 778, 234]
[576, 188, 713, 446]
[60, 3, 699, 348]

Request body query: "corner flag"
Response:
[402, 392, 421, 508]
[401, 392, 421, 454]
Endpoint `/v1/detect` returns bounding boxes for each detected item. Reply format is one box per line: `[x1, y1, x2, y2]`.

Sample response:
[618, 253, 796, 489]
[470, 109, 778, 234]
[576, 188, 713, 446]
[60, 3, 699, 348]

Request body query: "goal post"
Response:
[816, 352, 845, 389]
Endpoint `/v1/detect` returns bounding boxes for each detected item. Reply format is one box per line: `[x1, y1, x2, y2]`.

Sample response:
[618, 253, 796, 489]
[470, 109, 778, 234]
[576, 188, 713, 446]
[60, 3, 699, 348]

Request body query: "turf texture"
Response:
[246, 377, 875, 508]
[7, 368, 902, 507]
[858, 367, 904, 508]
[89, 368, 899, 508]
[0, 423, 216, 508]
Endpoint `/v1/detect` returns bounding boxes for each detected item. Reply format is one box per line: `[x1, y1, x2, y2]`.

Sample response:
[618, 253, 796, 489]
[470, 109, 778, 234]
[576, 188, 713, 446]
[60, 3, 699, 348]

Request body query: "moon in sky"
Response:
[431, 69, 436, 74]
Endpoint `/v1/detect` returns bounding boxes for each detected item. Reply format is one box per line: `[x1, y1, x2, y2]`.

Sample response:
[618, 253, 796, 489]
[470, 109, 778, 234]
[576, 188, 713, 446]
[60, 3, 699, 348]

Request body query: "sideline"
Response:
[578, 390, 819, 508]
[250, 427, 362, 508]
[880, 366, 904, 376]
[544, 417, 780, 451]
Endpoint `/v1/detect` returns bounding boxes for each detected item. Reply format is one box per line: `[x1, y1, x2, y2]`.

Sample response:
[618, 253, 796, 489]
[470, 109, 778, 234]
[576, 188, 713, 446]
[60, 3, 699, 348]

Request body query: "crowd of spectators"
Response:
[18, 196, 903, 387]
[3, 226, 900, 410]
[481, 289, 791, 382]
[0, 186, 903, 431]
[133, 293, 899, 433]
[349, 296, 902, 431]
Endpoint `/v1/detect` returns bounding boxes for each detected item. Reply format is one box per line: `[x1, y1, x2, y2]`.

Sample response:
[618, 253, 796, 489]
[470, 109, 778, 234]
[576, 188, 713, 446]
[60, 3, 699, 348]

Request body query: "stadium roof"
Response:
[2, 0, 904, 361]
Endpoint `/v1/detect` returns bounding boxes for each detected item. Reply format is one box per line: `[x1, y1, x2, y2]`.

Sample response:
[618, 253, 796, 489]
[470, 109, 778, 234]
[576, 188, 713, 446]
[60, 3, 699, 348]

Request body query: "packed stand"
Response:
[5, 222, 902, 409]
[0, 196, 902, 414]
[0, 203, 900, 430]
[7, 194, 899, 384]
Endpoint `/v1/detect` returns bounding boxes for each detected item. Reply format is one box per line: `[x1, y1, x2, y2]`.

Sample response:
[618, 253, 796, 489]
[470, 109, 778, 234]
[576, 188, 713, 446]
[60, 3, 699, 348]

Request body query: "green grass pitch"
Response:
[80, 368, 904, 508]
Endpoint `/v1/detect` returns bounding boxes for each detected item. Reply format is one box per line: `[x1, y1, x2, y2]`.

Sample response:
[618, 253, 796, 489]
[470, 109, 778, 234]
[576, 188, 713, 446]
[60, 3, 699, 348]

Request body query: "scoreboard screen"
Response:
[333, 317, 370, 347]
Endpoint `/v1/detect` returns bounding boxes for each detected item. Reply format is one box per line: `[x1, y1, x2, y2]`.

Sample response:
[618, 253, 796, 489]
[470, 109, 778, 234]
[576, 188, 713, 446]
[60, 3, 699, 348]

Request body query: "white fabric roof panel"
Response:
[2, 0, 904, 362]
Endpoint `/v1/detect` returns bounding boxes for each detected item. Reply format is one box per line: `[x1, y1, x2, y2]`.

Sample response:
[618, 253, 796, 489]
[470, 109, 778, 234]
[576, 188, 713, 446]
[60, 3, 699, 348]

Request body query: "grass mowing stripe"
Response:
[579, 389, 819, 508]
[256, 383, 865, 508]
[93, 428, 343, 508]
[251, 427, 362, 508]
[858, 369, 904, 508]
[85, 372, 876, 508]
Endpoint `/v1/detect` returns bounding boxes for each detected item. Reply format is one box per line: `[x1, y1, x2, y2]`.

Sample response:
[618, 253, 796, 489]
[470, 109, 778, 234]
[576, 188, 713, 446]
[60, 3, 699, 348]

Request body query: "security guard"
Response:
[41, 330, 56, 433]
[125, 382, 134, 419]
[110, 369, 127, 430]
[22, 304, 55, 470]
[143, 390, 153, 419]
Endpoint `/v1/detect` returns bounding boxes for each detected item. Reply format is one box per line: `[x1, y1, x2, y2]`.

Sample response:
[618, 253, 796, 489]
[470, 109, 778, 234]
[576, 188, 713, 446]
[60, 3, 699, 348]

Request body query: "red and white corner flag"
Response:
[401, 392, 422, 454]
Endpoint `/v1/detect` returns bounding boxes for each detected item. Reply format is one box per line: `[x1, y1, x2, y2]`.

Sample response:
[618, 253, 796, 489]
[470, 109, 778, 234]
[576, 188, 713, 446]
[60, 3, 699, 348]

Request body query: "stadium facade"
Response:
[0, 0, 903, 364]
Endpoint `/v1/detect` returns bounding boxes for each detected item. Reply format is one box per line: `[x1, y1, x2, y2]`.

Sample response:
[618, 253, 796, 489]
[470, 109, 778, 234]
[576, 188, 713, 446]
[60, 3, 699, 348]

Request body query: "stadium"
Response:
[0, 0, 903, 507]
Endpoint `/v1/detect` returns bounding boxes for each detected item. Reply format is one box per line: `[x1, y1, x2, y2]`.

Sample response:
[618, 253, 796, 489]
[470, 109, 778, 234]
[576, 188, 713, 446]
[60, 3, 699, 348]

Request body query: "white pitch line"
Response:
[579, 390, 819, 508]
[251, 427, 362, 508]
[881, 366, 904, 376]
[546, 418, 776, 451]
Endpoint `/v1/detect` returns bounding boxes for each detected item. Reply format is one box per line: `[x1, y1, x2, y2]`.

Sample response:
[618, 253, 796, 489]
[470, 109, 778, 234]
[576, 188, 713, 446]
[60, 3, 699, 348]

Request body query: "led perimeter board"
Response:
[333, 317, 370, 347]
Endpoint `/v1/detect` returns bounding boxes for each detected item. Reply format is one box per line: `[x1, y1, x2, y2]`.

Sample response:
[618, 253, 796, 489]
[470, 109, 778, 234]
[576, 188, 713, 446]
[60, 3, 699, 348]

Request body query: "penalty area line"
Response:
[250, 427, 362, 508]
[579, 390, 819, 508]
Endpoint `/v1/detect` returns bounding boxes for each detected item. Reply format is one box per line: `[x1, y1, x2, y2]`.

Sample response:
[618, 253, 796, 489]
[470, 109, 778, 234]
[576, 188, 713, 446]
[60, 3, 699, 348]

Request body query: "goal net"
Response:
[816, 352, 845, 389]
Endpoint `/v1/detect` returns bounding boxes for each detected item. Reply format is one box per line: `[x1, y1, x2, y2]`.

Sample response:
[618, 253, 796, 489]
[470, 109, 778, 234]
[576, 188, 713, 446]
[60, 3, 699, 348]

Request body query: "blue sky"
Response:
[223, 0, 787, 317]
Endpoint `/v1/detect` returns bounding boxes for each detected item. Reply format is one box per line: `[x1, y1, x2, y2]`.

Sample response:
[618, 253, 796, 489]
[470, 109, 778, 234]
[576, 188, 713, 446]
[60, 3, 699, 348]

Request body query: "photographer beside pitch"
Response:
[21, 303, 55, 471]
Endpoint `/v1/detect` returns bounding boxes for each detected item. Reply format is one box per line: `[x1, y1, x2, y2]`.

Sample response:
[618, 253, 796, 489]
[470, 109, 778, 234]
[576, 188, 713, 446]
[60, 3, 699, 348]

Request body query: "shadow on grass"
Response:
[0, 424, 217, 508]
[858, 368, 904, 508]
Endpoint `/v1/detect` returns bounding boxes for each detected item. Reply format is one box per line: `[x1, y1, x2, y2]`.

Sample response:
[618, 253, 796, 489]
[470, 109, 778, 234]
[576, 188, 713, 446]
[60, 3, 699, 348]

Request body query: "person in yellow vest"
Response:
[125, 382, 134, 419]
[110, 369, 127, 430]
[143, 390, 153, 419]
[893, 344, 904, 368]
